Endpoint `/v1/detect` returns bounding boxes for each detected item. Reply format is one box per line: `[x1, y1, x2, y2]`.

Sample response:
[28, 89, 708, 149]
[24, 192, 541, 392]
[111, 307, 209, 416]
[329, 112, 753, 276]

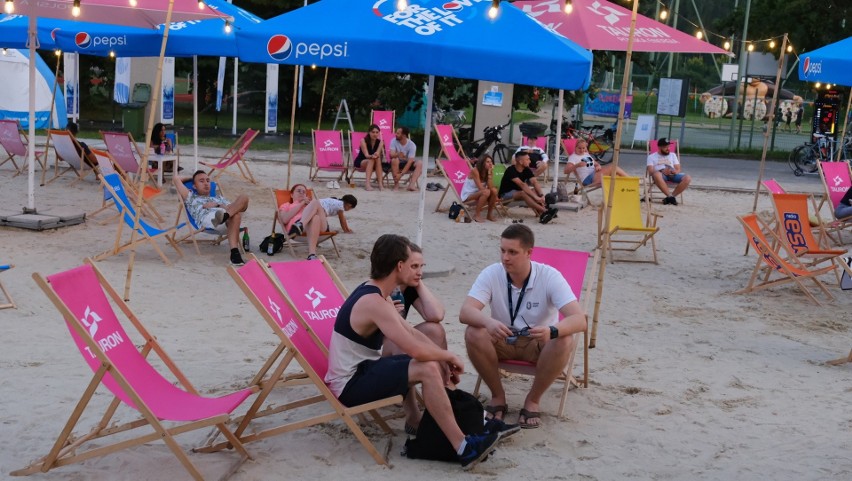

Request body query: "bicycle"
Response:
[432, 106, 466, 130]
[548, 118, 614, 164]
[465, 121, 513, 165]
[788, 133, 846, 176]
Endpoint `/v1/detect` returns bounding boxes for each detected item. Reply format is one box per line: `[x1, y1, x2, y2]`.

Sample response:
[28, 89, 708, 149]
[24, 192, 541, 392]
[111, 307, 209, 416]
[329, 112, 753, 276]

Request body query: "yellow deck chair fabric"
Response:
[599, 176, 661, 264]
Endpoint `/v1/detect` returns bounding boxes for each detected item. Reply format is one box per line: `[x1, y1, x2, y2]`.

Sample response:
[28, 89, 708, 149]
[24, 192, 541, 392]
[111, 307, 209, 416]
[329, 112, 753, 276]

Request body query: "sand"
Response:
[1, 148, 851, 481]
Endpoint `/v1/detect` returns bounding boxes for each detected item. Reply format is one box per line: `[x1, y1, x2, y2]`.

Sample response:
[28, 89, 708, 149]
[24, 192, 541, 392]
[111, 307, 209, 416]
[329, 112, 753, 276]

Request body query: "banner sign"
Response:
[265, 63, 279, 133]
[113, 57, 131, 104]
[64, 52, 78, 119]
[161, 57, 175, 124]
[584, 90, 631, 119]
[216, 56, 226, 111]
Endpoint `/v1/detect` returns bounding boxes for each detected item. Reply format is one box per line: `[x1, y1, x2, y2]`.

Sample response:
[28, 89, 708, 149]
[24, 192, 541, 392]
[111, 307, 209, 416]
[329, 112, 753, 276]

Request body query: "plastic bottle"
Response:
[159, 141, 165, 155]
[242, 228, 250, 252]
[573, 183, 579, 195]
[267, 233, 275, 256]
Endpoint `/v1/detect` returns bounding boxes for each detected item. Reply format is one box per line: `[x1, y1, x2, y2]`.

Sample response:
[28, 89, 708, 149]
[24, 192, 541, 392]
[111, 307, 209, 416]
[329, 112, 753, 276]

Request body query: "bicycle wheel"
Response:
[590, 142, 612, 165]
[788, 144, 818, 175]
[493, 144, 512, 165]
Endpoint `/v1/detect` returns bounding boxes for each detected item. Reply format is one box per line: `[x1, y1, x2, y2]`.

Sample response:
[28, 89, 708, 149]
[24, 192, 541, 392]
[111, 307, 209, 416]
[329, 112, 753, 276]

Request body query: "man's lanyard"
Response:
[506, 270, 531, 327]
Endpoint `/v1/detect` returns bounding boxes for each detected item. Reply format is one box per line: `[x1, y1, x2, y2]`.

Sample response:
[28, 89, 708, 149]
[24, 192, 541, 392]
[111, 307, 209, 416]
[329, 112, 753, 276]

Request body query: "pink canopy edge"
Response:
[516, 0, 729, 55]
[11, 0, 230, 28]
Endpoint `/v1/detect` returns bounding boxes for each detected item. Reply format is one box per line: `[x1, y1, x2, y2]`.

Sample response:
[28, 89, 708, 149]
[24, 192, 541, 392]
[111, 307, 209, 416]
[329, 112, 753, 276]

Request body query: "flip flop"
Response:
[484, 404, 508, 421]
[518, 408, 541, 429]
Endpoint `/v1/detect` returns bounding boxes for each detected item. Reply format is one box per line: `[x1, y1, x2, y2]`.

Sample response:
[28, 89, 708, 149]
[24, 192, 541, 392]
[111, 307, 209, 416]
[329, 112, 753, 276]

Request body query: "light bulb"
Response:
[4, 0, 13, 14]
[723, 40, 731, 50]
[54, 49, 61, 56]
[659, 9, 668, 20]
[695, 31, 703, 40]
[72, 0, 80, 17]
[109, 50, 115, 58]
[396, 0, 407, 11]
[768, 40, 776, 49]
[2, 48, 7, 56]
[786, 45, 793, 53]
[563, 0, 572, 14]
[311, 64, 317, 69]
[747, 43, 754, 52]
[826, 84, 832, 90]
[815, 82, 821, 89]
[488, 0, 499, 19]
[197, 0, 204, 10]
[129, 0, 136, 5]
[224, 21, 232, 33]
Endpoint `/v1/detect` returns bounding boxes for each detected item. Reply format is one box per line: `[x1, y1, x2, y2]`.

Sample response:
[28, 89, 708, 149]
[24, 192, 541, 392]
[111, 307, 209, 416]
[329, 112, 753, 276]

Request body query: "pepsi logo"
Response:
[50, 28, 60, 41]
[803, 57, 809, 73]
[267, 34, 293, 61]
[443, 2, 463, 11]
[75, 32, 92, 49]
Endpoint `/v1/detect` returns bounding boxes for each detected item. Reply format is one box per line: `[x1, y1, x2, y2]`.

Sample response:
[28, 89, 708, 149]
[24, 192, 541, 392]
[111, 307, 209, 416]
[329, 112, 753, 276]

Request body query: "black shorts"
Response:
[337, 354, 412, 407]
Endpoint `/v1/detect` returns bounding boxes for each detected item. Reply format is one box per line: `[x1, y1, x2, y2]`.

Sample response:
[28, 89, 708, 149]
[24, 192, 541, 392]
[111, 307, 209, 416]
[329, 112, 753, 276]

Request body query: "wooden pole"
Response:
[836, 91, 852, 161]
[39, 52, 62, 186]
[123, 0, 175, 301]
[286, 65, 298, 189]
[590, 0, 640, 348]
[317, 67, 329, 130]
[751, 34, 788, 213]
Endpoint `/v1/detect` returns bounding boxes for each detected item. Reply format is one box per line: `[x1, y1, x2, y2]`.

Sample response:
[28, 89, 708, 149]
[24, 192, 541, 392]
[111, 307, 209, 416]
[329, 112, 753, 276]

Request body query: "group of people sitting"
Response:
[353, 125, 424, 192]
[326, 226, 586, 469]
[173, 172, 357, 266]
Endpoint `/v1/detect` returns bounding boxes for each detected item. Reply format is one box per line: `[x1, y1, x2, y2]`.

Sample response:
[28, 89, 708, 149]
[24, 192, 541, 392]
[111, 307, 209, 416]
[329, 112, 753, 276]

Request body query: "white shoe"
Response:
[332, 180, 340, 189]
[326, 180, 335, 189]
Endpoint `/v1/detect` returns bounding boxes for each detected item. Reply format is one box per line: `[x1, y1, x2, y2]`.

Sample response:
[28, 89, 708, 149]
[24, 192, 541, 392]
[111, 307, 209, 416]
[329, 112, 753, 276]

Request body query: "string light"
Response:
[129, 0, 136, 5]
[197, 0, 204, 10]
[563, 0, 572, 14]
[826, 84, 832, 90]
[695, 31, 703, 40]
[723, 40, 731, 50]
[488, 0, 499, 19]
[54, 49, 61, 56]
[1, 48, 7, 56]
[659, 7, 668, 20]
[768, 40, 775, 49]
[815, 82, 821, 89]
[4, 0, 13, 14]
[72, 0, 80, 17]
[224, 21, 232, 33]
[747, 43, 754, 52]
[786, 44, 793, 53]
[109, 50, 115, 58]
[311, 64, 317, 69]
[396, 0, 407, 11]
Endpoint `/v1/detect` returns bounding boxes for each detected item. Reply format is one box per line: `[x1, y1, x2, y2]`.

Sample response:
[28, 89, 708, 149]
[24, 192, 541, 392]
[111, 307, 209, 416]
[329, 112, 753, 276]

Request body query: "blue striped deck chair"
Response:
[93, 173, 184, 266]
[174, 179, 229, 254]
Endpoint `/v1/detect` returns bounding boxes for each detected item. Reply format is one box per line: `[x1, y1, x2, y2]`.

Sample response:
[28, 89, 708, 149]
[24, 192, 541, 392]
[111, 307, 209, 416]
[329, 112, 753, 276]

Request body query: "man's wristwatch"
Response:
[549, 326, 559, 340]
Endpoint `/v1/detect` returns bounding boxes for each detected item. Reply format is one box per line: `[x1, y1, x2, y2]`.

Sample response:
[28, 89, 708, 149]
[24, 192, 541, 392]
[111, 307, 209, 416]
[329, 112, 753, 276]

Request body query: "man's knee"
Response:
[417, 322, 446, 347]
[464, 325, 492, 349]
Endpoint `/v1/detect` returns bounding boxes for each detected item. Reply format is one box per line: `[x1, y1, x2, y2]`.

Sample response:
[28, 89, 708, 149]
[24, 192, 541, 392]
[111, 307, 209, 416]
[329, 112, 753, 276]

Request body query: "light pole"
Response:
[728, 0, 751, 150]
[736, 46, 752, 149]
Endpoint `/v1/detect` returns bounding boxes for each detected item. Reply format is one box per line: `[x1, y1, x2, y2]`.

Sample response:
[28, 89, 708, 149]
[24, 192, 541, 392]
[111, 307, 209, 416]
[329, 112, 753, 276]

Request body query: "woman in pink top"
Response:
[276, 183, 328, 260]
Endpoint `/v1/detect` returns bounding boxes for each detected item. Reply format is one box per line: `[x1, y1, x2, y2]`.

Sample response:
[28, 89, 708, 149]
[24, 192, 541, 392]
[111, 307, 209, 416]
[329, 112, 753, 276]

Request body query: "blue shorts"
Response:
[582, 173, 595, 186]
[661, 173, 686, 183]
[337, 354, 411, 407]
[501, 190, 518, 201]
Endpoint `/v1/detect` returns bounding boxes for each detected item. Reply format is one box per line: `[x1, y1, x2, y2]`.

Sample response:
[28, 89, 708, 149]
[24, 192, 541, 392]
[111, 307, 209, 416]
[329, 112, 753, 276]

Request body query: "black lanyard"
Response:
[506, 271, 531, 327]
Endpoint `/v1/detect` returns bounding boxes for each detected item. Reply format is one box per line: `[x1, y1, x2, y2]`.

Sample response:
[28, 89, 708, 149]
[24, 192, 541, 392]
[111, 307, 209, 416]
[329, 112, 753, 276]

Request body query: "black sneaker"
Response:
[230, 251, 245, 266]
[668, 196, 678, 206]
[458, 432, 499, 470]
[306, 254, 318, 261]
[539, 209, 556, 224]
[290, 221, 304, 236]
[484, 418, 521, 441]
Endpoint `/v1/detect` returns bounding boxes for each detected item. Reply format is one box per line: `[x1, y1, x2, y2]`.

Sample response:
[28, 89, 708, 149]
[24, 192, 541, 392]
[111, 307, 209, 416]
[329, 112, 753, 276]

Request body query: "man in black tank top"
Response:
[325, 234, 499, 469]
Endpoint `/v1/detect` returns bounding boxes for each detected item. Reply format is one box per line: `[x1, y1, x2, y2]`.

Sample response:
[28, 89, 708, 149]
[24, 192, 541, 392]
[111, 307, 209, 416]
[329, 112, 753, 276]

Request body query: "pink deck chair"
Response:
[817, 161, 852, 244]
[371, 110, 395, 163]
[646, 139, 685, 204]
[472, 247, 594, 418]
[102, 131, 149, 179]
[435, 123, 470, 164]
[200, 128, 259, 184]
[522, 136, 547, 150]
[89, 148, 164, 226]
[205, 257, 398, 465]
[433, 157, 473, 213]
[762, 178, 787, 195]
[309, 129, 347, 182]
[0, 119, 46, 175]
[14, 261, 255, 479]
[347, 130, 390, 188]
[45, 129, 92, 185]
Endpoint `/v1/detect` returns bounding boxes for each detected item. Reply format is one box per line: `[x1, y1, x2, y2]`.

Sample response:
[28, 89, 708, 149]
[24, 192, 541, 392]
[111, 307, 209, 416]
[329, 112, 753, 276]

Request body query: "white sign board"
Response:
[721, 63, 738, 82]
[657, 78, 687, 117]
[632, 114, 655, 146]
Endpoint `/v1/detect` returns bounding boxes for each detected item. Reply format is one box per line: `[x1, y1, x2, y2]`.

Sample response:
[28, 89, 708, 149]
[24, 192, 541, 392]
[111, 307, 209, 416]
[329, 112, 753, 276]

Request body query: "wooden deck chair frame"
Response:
[472, 248, 597, 418]
[270, 188, 340, 258]
[645, 139, 685, 205]
[598, 176, 661, 264]
[14, 260, 256, 480]
[92, 173, 184, 266]
[769, 193, 852, 283]
[173, 179, 232, 255]
[309, 129, 347, 182]
[346, 130, 391, 189]
[816, 160, 852, 245]
[0, 119, 46, 176]
[45, 129, 92, 185]
[200, 128, 259, 184]
[88, 148, 165, 226]
[736, 213, 836, 305]
[562, 138, 601, 207]
[0, 264, 15, 309]
[198, 256, 400, 465]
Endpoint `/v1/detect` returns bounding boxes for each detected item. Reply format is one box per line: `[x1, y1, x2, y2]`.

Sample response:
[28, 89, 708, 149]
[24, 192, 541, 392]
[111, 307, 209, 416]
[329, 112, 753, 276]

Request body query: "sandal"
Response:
[484, 404, 508, 421]
[518, 408, 541, 429]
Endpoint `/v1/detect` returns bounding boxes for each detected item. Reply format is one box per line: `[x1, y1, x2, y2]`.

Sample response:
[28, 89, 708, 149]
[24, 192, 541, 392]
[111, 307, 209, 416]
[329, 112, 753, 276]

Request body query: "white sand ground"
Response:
[1, 147, 851, 481]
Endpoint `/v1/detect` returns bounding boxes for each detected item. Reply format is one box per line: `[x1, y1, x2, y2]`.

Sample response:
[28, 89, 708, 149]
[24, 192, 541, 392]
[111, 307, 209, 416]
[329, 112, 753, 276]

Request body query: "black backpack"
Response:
[258, 234, 286, 256]
[403, 388, 484, 462]
[448, 202, 463, 220]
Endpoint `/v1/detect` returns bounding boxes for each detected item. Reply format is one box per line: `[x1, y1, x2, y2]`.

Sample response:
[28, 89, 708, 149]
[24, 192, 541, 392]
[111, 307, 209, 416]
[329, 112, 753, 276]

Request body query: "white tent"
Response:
[0, 49, 65, 129]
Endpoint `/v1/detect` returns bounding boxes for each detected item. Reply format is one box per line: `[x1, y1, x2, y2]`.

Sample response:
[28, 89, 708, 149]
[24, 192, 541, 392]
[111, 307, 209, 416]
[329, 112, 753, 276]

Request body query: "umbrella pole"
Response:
[124, 0, 175, 301]
[416, 75, 435, 247]
[39, 52, 61, 187]
[193, 55, 199, 170]
[286, 65, 298, 190]
[26, 15, 37, 213]
[317, 67, 329, 130]
[591, 0, 639, 349]
[551, 90, 564, 193]
[751, 34, 788, 213]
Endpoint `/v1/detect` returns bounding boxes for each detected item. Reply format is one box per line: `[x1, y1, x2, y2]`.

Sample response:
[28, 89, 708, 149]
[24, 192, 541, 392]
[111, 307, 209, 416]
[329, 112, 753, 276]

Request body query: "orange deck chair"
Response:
[270, 188, 340, 258]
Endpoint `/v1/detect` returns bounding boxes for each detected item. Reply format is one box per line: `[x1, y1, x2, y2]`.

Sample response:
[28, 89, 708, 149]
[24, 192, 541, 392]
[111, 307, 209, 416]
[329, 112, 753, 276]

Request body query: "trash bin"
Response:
[519, 122, 547, 137]
[121, 83, 151, 139]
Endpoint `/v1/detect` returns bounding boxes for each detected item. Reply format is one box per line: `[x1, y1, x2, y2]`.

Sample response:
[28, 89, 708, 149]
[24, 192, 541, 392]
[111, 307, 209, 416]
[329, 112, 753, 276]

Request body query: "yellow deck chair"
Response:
[598, 176, 661, 264]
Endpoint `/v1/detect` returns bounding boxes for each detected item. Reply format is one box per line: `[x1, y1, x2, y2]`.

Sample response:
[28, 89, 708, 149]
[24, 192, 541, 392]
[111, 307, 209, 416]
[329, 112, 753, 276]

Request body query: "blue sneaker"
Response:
[484, 418, 521, 441]
[458, 432, 499, 470]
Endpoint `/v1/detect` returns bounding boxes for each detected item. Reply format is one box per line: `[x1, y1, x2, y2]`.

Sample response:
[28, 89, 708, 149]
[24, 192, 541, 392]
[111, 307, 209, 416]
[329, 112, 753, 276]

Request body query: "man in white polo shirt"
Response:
[460, 224, 585, 429]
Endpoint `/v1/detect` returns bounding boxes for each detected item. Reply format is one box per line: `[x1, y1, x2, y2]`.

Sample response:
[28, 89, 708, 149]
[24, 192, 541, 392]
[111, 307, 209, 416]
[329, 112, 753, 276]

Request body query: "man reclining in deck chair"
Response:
[325, 234, 512, 470]
[174, 170, 249, 266]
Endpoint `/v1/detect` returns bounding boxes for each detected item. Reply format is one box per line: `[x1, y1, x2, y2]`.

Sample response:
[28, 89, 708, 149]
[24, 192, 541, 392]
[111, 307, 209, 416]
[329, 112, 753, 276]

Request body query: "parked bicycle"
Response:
[549, 117, 614, 164]
[432, 106, 466, 129]
[465, 121, 513, 165]
[788, 133, 850, 176]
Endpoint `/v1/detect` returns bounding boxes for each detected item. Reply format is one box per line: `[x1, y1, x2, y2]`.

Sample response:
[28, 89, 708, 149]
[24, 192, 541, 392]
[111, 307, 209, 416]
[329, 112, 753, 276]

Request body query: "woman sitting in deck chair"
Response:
[460, 154, 498, 222]
[277, 184, 354, 260]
